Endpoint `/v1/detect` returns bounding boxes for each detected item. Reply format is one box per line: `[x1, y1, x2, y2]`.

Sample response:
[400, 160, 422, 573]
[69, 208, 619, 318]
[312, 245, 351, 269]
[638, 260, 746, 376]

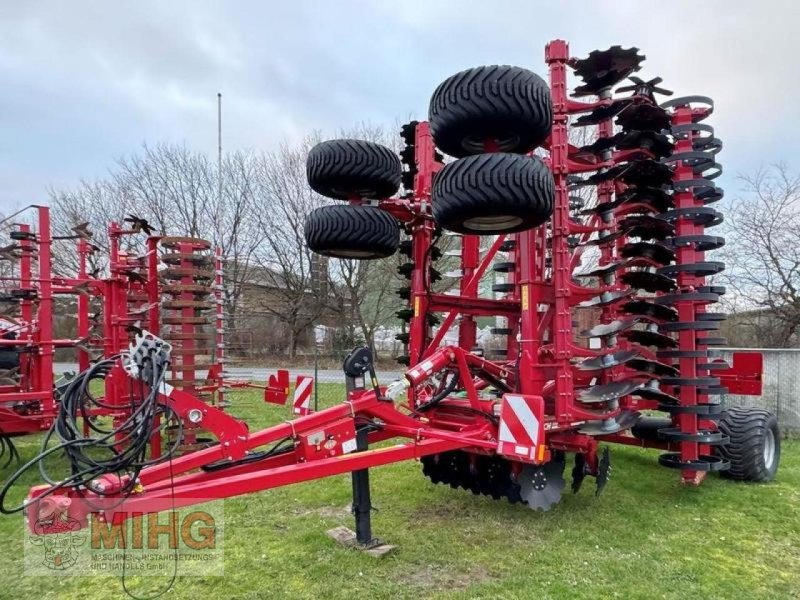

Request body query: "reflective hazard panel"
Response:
[497, 394, 545, 464]
[293, 375, 314, 415]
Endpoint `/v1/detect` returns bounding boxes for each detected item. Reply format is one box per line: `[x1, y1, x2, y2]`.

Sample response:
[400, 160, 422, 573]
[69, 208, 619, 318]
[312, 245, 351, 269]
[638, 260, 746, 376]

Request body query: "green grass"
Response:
[1, 384, 798, 599]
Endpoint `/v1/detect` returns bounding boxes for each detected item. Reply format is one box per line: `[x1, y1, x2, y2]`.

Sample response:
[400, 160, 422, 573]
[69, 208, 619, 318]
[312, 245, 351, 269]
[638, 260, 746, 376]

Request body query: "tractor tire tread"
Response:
[432, 153, 554, 235]
[305, 204, 399, 259]
[429, 65, 552, 158]
[717, 407, 780, 482]
[307, 139, 401, 200]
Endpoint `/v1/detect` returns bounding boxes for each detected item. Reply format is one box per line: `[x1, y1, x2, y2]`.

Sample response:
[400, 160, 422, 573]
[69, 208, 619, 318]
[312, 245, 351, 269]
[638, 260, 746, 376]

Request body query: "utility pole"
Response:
[215, 92, 223, 366]
[217, 92, 223, 208]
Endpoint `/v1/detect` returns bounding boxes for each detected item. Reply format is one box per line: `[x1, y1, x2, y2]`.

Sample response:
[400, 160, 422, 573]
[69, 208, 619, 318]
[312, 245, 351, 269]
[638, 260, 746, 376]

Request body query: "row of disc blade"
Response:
[570, 53, 731, 455]
[567, 49, 693, 434]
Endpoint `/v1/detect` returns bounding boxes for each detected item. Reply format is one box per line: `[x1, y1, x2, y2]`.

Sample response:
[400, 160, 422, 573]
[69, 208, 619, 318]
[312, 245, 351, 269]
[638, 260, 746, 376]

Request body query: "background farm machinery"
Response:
[8, 40, 779, 550]
[0, 204, 300, 465]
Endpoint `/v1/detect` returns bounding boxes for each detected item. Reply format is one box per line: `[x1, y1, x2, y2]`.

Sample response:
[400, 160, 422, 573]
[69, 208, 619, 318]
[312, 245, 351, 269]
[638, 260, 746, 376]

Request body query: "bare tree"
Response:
[49, 144, 266, 345]
[113, 143, 213, 236]
[719, 164, 800, 347]
[116, 145, 266, 327]
[45, 126, 420, 360]
[210, 152, 266, 332]
[252, 135, 329, 358]
[320, 122, 409, 355]
[0, 212, 20, 290]
[327, 252, 406, 355]
[48, 178, 135, 276]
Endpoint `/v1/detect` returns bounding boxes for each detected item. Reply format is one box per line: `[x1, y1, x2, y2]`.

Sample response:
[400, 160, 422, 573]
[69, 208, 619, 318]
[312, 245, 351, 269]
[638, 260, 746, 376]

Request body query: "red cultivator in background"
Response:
[10, 40, 779, 548]
[0, 206, 295, 465]
[0, 207, 59, 457]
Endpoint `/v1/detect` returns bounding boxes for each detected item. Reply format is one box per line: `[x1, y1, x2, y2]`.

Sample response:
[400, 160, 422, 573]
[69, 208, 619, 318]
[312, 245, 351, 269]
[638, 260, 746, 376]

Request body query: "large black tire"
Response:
[306, 139, 401, 200]
[431, 153, 554, 235]
[304, 204, 399, 259]
[428, 65, 553, 158]
[717, 407, 780, 482]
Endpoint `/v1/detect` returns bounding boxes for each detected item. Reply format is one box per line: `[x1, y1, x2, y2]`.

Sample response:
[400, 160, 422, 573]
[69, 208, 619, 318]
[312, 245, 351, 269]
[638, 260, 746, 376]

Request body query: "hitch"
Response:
[343, 346, 386, 400]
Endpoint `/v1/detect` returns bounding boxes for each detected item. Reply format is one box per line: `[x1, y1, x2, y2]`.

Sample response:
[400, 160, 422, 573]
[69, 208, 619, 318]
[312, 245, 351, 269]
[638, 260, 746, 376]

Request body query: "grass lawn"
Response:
[1, 383, 798, 599]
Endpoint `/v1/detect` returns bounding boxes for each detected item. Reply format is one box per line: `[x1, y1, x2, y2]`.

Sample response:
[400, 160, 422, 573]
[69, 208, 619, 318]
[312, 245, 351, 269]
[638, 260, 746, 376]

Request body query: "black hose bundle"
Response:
[416, 370, 460, 412]
[0, 434, 20, 468]
[0, 351, 181, 514]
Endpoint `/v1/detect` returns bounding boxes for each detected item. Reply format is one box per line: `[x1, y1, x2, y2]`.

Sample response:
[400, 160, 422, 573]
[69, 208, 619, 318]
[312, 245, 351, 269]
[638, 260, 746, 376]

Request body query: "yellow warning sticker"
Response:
[414, 296, 420, 317]
[521, 284, 529, 311]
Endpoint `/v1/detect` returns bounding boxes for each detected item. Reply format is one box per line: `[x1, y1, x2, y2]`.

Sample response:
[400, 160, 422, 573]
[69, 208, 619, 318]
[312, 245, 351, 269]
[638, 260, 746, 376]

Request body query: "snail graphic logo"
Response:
[29, 514, 87, 571]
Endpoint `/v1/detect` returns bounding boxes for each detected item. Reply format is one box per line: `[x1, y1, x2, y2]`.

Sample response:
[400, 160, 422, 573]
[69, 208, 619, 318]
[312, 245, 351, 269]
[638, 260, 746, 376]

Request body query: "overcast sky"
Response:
[1, 1, 798, 213]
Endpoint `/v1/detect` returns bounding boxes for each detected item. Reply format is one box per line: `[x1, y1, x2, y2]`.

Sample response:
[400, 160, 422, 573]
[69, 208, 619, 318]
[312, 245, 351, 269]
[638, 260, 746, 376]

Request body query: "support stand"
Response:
[326, 358, 396, 558]
[351, 427, 373, 545]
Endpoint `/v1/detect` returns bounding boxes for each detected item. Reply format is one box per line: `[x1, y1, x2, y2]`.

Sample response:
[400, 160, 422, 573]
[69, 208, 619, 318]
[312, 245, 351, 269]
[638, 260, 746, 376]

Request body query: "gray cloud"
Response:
[1, 0, 798, 212]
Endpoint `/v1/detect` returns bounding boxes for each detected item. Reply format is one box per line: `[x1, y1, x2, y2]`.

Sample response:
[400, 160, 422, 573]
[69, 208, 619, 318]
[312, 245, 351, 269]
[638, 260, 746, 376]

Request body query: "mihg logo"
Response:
[25, 500, 224, 577]
[30, 514, 87, 571]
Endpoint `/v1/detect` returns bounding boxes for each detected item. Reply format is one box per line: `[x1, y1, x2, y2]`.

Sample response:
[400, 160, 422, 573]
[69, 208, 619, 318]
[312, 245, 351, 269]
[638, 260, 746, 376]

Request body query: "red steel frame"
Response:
[0, 213, 118, 435]
[25, 39, 765, 528]
[0, 211, 236, 450]
[0, 208, 64, 435]
[672, 104, 705, 479]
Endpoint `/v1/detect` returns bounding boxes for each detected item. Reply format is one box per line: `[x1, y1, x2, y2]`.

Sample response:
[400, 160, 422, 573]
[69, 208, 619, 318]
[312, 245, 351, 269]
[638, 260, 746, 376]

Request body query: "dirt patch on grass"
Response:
[398, 563, 495, 593]
[292, 504, 352, 519]
[409, 500, 484, 520]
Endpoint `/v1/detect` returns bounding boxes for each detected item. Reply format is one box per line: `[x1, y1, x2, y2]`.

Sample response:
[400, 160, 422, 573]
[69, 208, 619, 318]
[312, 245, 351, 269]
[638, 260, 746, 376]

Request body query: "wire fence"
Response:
[53, 347, 800, 432]
[719, 348, 800, 434]
[223, 351, 403, 385]
[243, 347, 800, 434]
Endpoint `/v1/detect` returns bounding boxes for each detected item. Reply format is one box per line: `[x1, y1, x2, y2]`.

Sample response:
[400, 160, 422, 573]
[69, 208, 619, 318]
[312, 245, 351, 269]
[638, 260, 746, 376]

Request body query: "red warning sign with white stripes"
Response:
[497, 394, 545, 464]
[292, 375, 314, 416]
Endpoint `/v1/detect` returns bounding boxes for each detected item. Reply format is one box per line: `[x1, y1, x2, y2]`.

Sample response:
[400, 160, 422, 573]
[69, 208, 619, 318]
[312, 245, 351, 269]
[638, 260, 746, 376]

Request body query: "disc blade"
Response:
[577, 380, 643, 403]
[615, 409, 642, 430]
[578, 318, 639, 338]
[627, 357, 679, 377]
[633, 381, 679, 404]
[518, 455, 566, 512]
[577, 349, 640, 371]
[578, 289, 635, 308]
[623, 329, 677, 348]
[596, 447, 611, 496]
[572, 453, 587, 494]
[543, 484, 564, 506]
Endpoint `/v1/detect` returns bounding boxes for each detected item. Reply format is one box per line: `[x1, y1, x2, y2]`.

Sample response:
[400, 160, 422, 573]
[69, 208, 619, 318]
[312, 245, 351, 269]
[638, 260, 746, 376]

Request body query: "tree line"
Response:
[43, 123, 800, 352]
[47, 125, 407, 359]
